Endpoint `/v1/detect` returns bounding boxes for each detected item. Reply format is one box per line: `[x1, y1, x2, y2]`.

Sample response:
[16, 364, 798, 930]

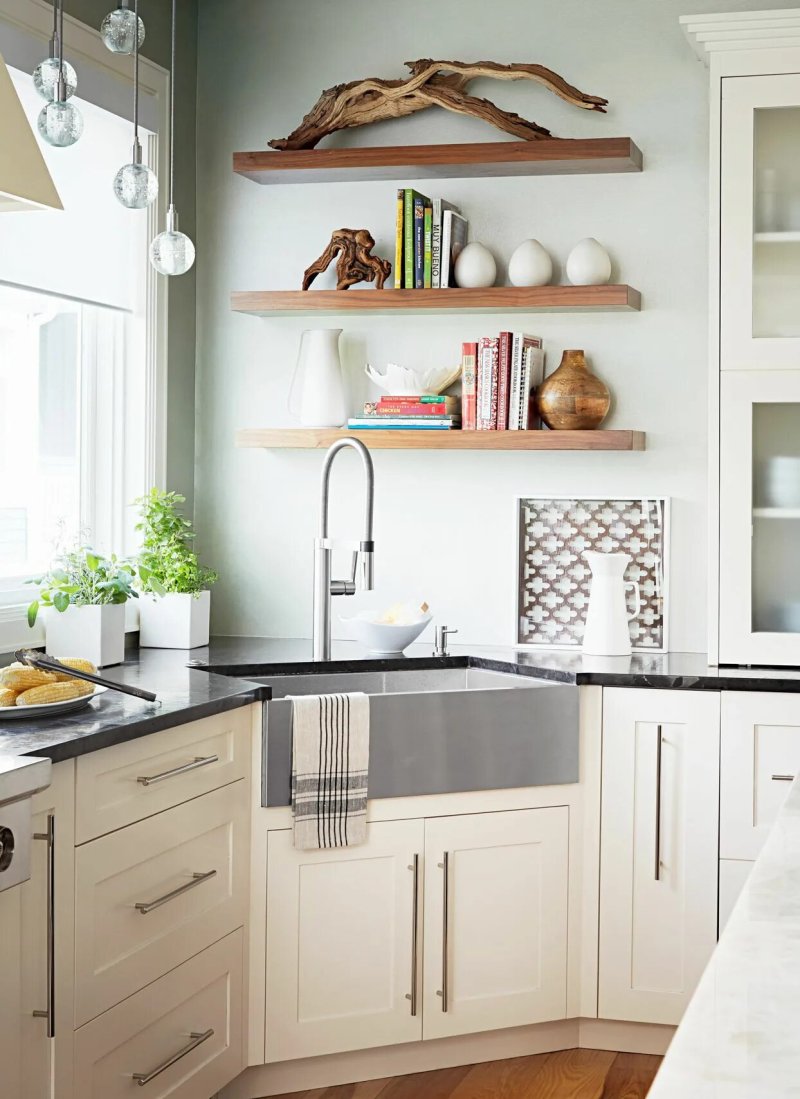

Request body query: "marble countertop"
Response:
[649, 773, 800, 1099]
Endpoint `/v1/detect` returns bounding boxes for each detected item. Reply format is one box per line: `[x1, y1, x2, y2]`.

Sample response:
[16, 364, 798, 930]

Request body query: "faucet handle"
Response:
[433, 625, 458, 657]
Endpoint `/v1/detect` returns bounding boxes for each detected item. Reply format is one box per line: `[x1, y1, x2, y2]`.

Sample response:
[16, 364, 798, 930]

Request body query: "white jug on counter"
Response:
[289, 328, 348, 428]
[582, 551, 641, 657]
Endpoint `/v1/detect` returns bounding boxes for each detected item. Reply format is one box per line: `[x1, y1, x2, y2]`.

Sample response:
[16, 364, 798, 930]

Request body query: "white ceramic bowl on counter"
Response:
[341, 610, 433, 655]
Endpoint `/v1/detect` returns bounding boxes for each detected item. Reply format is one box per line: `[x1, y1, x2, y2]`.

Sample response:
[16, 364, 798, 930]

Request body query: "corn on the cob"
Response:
[16, 680, 94, 706]
[0, 688, 18, 707]
[0, 666, 56, 692]
[52, 658, 97, 682]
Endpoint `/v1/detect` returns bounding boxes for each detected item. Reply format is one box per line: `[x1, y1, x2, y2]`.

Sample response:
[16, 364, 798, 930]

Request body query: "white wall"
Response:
[194, 0, 788, 652]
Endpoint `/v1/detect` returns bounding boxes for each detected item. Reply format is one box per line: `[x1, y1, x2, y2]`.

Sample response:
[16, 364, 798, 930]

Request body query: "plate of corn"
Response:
[0, 659, 106, 719]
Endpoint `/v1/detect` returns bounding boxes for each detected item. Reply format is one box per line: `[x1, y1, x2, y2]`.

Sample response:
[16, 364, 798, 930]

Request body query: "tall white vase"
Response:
[582, 551, 641, 657]
[289, 328, 348, 428]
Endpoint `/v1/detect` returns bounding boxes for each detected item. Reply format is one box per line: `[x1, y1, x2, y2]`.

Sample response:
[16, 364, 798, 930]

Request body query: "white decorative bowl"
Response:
[341, 612, 432, 655]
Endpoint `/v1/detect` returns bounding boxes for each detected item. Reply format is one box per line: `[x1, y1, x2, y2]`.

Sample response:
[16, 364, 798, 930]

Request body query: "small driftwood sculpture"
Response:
[271, 59, 608, 151]
[302, 228, 392, 291]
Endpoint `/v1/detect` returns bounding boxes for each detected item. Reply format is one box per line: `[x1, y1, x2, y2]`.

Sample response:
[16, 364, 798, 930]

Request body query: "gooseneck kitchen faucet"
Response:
[313, 438, 375, 660]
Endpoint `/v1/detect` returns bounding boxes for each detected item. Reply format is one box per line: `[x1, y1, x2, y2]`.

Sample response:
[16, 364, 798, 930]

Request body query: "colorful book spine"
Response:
[371, 406, 457, 417]
[461, 342, 477, 430]
[509, 336, 544, 429]
[394, 189, 404, 289]
[431, 200, 460, 288]
[413, 195, 425, 289]
[476, 336, 499, 430]
[496, 331, 513, 431]
[440, 210, 468, 289]
[403, 189, 415, 289]
[377, 394, 456, 405]
[519, 345, 546, 429]
[348, 418, 459, 430]
[423, 205, 433, 288]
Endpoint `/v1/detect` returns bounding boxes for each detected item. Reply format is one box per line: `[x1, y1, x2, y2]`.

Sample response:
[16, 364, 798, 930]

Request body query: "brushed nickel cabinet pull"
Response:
[772, 774, 795, 782]
[436, 852, 450, 1012]
[655, 725, 663, 882]
[135, 869, 217, 914]
[132, 1028, 214, 1086]
[405, 854, 420, 1016]
[32, 814, 55, 1037]
[137, 755, 219, 786]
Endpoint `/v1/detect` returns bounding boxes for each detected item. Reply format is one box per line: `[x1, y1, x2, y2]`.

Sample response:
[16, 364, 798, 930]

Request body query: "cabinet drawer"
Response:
[75, 781, 248, 1026]
[73, 929, 243, 1099]
[721, 692, 800, 860]
[75, 707, 252, 843]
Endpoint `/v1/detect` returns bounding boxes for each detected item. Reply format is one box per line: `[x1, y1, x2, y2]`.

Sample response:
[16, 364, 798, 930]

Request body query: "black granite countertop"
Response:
[0, 647, 268, 763]
[4, 636, 800, 766]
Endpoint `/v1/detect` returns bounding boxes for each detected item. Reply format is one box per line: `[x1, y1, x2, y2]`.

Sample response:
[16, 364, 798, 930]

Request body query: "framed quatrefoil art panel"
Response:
[516, 497, 670, 651]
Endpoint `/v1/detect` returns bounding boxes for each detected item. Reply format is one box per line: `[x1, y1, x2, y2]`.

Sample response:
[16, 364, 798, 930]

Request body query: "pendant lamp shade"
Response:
[0, 52, 62, 211]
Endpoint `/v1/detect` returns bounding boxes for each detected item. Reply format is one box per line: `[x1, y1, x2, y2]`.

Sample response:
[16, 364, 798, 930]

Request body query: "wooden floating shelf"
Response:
[236, 428, 646, 452]
[231, 285, 641, 317]
[233, 138, 643, 185]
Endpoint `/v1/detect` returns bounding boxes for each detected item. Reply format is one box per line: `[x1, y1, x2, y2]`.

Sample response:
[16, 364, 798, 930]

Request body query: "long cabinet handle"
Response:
[132, 1028, 214, 1086]
[405, 854, 420, 1016]
[437, 852, 450, 1012]
[135, 869, 217, 915]
[137, 755, 219, 786]
[654, 725, 663, 882]
[32, 813, 55, 1038]
[772, 774, 795, 782]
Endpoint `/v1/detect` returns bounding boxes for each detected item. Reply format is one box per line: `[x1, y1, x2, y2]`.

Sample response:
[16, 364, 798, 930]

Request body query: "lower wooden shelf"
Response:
[236, 428, 646, 451]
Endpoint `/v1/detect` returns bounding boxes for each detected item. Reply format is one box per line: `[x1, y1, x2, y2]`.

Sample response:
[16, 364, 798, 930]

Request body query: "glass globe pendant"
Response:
[33, 1, 77, 100]
[150, 206, 195, 275]
[38, 93, 83, 147]
[100, 0, 144, 55]
[113, 15, 158, 211]
[150, 0, 195, 277]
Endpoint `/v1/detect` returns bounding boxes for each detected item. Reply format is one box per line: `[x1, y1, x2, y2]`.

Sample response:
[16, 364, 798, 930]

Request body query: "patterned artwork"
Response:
[517, 497, 668, 650]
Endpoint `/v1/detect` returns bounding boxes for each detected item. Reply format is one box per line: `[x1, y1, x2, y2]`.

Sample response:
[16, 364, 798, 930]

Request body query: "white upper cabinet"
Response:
[721, 74, 800, 370]
[598, 689, 720, 1025]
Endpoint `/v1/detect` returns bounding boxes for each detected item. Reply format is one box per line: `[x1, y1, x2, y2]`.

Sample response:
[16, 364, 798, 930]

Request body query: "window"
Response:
[0, 62, 160, 618]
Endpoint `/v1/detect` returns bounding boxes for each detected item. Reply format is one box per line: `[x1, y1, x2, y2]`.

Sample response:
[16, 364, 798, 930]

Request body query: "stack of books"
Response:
[461, 333, 545, 431]
[394, 190, 468, 289]
[348, 394, 462, 431]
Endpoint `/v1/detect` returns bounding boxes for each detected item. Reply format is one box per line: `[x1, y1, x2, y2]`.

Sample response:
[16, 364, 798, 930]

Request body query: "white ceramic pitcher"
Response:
[289, 328, 348, 428]
[582, 551, 641, 656]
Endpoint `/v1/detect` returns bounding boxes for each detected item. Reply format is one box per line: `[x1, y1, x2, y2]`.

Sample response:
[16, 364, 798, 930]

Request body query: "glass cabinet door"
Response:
[721, 74, 800, 369]
[720, 372, 800, 665]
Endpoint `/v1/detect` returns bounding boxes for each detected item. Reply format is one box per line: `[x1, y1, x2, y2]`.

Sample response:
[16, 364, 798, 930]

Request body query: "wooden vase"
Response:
[535, 349, 611, 430]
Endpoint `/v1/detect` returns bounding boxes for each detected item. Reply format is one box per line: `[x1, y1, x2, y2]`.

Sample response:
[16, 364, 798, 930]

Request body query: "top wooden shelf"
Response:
[233, 138, 644, 185]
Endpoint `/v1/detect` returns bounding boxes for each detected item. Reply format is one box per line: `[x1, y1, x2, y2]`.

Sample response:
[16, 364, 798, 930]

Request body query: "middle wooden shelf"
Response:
[231, 285, 641, 316]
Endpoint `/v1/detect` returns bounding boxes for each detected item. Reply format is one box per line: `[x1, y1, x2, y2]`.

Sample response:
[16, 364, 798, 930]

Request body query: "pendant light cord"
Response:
[57, 0, 64, 78]
[133, 0, 139, 140]
[168, 0, 176, 208]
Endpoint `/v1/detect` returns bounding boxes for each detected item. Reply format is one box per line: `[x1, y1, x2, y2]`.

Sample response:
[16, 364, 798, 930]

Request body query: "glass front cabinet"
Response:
[718, 70, 800, 666]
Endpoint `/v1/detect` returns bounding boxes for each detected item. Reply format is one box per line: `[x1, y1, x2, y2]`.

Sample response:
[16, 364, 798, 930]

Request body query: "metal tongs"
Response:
[15, 649, 158, 704]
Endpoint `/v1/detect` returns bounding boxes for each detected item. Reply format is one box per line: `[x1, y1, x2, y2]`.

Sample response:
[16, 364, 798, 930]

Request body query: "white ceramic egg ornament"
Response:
[454, 241, 497, 288]
[566, 237, 612, 285]
[508, 239, 553, 287]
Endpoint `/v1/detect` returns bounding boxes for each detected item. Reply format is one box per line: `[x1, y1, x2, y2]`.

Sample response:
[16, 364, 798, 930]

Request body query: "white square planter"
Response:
[138, 591, 211, 649]
[45, 603, 127, 668]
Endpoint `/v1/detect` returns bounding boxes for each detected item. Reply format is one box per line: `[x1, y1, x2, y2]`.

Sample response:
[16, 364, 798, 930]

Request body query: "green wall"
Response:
[65, 0, 198, 510]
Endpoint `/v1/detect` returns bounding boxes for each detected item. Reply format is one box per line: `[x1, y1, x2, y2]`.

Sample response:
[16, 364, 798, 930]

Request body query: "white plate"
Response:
[0, 685, 107, 721]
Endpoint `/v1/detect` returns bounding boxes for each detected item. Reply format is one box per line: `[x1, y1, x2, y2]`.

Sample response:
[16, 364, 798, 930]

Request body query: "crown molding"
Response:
[681, 9, 800, 62]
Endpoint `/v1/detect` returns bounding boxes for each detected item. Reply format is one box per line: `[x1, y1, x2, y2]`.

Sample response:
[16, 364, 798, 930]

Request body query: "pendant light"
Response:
[33, 0, 76, 102]
[113, 0, 158, 209]
[101, 0, 144, 55]
[149, 0, 194, 276]
[37, 0, 83, 147]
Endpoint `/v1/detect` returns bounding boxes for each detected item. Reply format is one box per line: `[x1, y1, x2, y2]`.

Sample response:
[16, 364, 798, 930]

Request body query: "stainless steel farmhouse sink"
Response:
[254, 666, 579, 807]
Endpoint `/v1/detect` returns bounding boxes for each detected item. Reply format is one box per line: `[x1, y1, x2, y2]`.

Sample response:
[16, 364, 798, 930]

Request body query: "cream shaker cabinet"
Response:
[598, 688, 720, 1025]
[264, 806, 570, 1063]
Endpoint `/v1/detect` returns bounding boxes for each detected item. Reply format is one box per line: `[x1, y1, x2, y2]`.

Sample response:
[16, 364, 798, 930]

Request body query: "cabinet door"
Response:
[265, 819, 424, 1062]
[720, 371, 800, 666]
[720, 691, 800, 860]
[721, 74, 800, 370]
[599, 688, 720, 1025]
[422, 807, 568, 1041]
[0, 886, 24, 1099]
[719, 859, 753, 935]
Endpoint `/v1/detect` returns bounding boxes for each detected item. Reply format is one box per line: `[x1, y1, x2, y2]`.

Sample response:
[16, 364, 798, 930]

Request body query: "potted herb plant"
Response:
[135, 489, 218, 649]
[27, 548, 138, 667]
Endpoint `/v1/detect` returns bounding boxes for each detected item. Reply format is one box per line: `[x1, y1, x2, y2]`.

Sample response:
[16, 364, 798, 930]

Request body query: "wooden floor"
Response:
[267, 1049, 663, 1099]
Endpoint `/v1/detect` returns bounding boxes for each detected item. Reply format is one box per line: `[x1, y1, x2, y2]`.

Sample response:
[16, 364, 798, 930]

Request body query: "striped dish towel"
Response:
[290, 693, 370, 850]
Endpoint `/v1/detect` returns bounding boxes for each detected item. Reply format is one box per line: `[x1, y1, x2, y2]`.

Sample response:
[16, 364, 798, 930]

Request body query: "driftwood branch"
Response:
[270, 59, 608, 151]
[302, 228, 392, 291]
